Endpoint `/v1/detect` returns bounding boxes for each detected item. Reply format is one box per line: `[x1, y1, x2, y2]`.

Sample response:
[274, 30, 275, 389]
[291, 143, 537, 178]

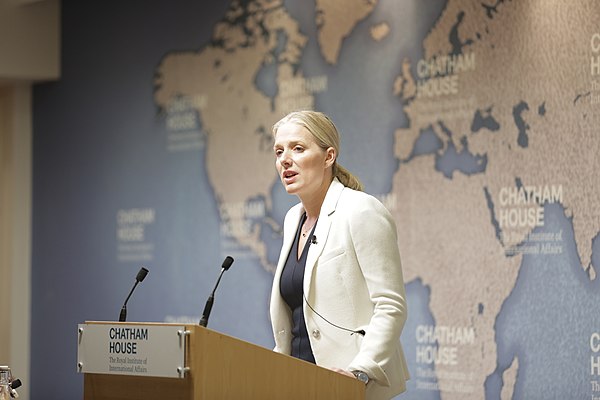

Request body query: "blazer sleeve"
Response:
[345, 193, 408, 386]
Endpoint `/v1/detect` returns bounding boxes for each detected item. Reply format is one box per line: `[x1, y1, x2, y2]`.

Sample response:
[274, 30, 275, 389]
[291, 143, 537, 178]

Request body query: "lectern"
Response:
[77, 321, 364, 399]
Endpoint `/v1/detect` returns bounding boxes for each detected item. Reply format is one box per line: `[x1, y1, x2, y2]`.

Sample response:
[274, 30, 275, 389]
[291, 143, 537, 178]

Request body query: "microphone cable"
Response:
[302, 293, 366, 336]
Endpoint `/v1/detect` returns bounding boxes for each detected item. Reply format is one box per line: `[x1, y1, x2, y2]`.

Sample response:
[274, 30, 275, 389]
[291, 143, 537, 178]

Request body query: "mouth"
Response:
[282, 170, 298, 183]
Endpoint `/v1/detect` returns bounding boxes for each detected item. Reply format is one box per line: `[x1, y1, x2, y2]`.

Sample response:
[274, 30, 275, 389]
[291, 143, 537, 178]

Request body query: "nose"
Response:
[279, 150, 292, 168]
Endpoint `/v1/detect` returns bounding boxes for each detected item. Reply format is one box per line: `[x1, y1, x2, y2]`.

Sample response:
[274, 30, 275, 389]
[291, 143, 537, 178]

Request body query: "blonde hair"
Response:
[272, 110, 363, 191]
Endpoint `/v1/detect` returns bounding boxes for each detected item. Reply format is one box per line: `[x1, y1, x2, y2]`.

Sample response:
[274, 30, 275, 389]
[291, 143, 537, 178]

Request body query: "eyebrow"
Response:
[273, 138, 306, 149]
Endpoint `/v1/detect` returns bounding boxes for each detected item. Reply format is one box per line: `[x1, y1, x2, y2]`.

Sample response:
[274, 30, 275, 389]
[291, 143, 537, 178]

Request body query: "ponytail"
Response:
[334, 163, 363, 191]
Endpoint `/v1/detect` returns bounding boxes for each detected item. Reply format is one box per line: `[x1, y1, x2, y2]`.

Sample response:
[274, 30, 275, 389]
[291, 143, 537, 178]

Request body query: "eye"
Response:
[293, 146, 304, 152]
[274, 148, 283, 157]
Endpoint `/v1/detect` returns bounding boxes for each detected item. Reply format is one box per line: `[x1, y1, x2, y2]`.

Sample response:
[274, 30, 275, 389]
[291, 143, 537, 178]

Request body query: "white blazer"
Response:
[270, 178, 409, 400]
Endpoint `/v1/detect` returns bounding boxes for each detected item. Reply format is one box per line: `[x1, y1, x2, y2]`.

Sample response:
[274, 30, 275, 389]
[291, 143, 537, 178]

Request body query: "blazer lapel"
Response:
[273, 203, 304, 281]
[303, 178, 345, 295]
[270, 202, 304, 338]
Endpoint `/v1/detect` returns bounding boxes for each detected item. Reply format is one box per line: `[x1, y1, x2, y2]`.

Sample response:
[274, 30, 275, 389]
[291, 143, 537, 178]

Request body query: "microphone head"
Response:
[221, 256, 234, 271]
[136, 267, 149, 282]
[11, 378, 22, 389]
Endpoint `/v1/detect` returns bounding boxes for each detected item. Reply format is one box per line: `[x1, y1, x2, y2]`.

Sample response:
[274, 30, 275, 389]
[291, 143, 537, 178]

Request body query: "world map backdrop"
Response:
[31, 0, 600, 398]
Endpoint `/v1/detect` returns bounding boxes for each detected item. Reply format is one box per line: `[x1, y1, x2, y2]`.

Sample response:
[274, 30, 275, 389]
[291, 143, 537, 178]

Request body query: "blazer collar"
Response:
[287, 178, 345, 229]
[319, 178, 345, 218]
[302, 178, 345, 293]
[285, 178, 345, 230]
[275, 178, 346, 288]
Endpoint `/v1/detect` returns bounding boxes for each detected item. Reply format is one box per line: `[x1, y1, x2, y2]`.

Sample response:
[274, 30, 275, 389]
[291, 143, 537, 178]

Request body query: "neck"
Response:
[299, 177, 333, 219]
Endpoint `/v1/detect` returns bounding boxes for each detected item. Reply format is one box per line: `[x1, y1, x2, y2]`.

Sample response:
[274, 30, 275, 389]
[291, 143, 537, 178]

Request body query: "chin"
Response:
[285, 186, 298, 195]
[283, 182, 302, 195]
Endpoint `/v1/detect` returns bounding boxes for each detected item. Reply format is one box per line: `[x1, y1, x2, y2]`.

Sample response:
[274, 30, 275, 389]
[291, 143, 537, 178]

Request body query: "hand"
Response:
[329, 367, 355, 379]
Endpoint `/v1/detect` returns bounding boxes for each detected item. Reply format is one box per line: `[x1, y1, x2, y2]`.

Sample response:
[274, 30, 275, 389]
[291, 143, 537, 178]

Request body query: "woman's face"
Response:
[273, 122, 335, 199]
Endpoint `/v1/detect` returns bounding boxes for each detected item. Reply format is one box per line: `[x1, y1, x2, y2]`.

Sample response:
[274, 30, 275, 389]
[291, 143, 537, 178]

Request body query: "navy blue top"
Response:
[279, 213, 317, 364]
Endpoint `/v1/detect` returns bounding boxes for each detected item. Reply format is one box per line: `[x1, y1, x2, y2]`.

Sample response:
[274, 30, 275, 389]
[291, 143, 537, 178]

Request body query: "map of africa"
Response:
[153, 1, 600, 399]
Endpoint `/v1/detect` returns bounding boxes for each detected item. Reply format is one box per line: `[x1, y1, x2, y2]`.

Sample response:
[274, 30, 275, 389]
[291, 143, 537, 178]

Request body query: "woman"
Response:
[269, 110, 409, 399]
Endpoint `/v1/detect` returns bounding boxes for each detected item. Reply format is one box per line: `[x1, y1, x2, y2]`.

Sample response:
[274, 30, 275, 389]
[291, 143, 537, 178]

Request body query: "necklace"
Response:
[301, 218, 317, 237]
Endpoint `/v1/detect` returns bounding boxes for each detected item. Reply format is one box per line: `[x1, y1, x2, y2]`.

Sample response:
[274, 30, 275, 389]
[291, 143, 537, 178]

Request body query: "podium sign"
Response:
[77, 322, 188, 379]
[79, 323, 364, 400]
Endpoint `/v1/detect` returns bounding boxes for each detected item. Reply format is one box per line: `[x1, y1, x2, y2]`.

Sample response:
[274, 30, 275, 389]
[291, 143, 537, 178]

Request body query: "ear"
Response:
[325, 147, 336, 168]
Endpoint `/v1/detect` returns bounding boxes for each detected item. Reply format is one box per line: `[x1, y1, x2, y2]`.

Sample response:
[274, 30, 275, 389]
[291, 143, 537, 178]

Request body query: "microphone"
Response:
[119, 267, 149, 322]
[199, 256, 234, 327]
[311, 235, 318, 245]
